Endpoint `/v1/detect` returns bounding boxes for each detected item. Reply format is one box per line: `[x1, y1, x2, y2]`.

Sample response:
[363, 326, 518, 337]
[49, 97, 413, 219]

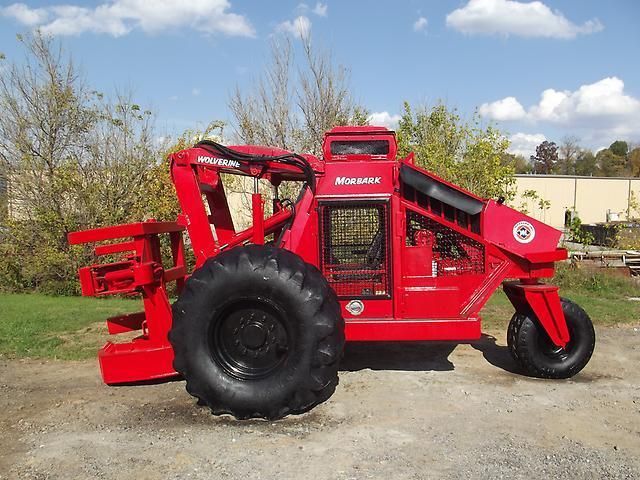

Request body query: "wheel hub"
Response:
[241, 322, 267, 349]
[210, 299, 289, 380]
[538, 334, 571, 361]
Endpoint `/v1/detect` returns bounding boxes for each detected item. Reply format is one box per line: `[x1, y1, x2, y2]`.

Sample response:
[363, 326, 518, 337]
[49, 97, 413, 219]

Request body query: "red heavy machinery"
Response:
[69, 126, 595, 420]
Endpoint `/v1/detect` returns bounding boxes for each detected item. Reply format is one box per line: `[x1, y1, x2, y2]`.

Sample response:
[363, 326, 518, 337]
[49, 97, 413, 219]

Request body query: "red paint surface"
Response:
[69, 127, 571, 383]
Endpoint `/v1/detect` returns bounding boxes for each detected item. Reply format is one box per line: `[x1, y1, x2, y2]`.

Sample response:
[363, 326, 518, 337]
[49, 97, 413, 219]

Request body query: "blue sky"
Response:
[1, 0, 639, 157]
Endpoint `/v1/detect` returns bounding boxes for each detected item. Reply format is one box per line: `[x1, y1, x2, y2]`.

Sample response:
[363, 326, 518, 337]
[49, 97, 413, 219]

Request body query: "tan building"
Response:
[511, 175, 640, 229]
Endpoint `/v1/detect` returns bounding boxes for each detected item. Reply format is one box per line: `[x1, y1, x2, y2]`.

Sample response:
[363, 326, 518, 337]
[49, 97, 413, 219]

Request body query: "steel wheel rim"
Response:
[210, 298, 290, 380]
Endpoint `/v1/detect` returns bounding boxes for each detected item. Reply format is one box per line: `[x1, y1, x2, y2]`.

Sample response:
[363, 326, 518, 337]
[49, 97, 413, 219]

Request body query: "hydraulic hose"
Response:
[195, 140, 316, 193]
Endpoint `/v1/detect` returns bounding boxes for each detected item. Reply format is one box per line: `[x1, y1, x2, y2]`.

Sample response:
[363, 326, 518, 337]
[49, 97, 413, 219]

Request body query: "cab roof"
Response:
[322, 126, 398, 161]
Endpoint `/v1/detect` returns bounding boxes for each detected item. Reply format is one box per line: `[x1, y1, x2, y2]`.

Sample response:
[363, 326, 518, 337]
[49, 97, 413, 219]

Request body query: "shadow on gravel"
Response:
[340, 335, 521, 375]
[470, 334, 521, 375]
[340, 342, 456, 372]
[111, 375, 183, 387]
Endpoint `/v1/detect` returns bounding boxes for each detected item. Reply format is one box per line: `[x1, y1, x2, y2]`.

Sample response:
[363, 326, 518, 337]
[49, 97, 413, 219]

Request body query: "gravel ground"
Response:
[1, 325, 639, 480]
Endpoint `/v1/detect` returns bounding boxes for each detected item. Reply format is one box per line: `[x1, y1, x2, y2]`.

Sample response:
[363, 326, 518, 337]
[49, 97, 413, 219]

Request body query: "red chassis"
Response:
[70, 126, 571, 384]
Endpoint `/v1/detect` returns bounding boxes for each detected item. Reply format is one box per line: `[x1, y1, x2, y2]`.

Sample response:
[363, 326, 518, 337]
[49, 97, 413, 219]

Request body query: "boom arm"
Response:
[169, 142, 320, 267]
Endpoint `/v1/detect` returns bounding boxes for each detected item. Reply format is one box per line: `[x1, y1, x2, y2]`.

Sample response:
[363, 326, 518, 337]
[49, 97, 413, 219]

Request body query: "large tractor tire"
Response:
[507, 298, 595, 379]
[169, 245, 345, 420]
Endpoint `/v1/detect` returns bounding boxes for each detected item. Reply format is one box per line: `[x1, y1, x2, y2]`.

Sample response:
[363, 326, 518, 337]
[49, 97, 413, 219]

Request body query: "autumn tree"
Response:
[557, 136, 580, 175]
[229, 37, 368, 156]
[0, 34, 163, 293]
[530, 140, 558, 174]
[396, 102, 514, 200]
[628, 147, 640, 177]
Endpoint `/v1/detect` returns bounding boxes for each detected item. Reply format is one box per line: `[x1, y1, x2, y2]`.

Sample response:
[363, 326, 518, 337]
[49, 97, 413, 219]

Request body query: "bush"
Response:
[553, 262, 638, 297]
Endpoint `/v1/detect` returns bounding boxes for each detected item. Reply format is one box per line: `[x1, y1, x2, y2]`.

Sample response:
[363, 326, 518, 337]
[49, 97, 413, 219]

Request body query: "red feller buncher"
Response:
[69, 126, 595, 420]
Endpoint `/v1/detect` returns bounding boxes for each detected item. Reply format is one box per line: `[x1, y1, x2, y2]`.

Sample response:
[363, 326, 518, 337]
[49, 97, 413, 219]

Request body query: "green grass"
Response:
[0, 266, 638, 361]
[0, 293, 137, 360]
[482, 266, 640, 329]
[482, 288, 640, 330]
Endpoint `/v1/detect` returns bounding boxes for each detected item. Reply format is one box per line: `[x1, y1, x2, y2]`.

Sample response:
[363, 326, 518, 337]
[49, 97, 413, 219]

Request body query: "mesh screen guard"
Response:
[406, 210, 485, 276]
[319, 202, 391, 298]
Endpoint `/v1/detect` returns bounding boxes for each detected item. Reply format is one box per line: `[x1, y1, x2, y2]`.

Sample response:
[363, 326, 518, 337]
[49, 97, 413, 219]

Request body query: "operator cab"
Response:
[322, 126, 398, 162]
[317, 126, 398, 315]
[317, 125, 488, 323]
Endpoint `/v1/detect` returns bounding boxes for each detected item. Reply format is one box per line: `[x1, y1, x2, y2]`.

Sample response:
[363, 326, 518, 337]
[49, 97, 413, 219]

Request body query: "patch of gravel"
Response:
[1, 325, 639, 479]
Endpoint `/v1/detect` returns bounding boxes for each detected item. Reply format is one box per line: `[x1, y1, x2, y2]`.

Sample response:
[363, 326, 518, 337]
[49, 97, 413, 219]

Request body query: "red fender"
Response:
[503, 281, 570, 348]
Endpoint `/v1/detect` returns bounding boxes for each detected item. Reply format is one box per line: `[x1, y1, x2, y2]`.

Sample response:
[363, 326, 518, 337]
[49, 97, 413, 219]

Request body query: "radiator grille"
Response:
[319, 202, 390, 298]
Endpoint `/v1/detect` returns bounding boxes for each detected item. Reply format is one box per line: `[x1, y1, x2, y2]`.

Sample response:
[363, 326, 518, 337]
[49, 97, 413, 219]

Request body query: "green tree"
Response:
[396, 102, 514, 200]
[596, 148, 626, 176]
[627, 147, 640, 177]
[0, 171, 6, 222]
[0, 34, 164, 294]
[72, 92, 158, 227]
[574, 150, 597, 176]
[146, 121, 226, 223]
[609, 140, 628, 157]
[502, 153, 531, 174]
[517, 189, 550, 220]
[0, 34, 96, 293]
[531, 140, 558, 174]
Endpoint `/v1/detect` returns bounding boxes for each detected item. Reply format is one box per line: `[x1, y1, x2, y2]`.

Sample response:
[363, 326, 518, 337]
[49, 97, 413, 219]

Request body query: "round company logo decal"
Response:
[345, 300, 365, 316]
[513, 221, 536, 244]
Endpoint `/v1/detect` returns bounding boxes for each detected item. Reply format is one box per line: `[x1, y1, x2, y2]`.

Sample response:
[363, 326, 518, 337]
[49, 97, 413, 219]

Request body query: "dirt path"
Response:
[1, 325, 639, 480]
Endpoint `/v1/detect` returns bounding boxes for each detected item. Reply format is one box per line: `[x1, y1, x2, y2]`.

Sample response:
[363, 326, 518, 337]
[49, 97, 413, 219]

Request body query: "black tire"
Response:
[170, 245, 345, 420]
[506, 312, 524, 363]
[509, 298, 595, 379]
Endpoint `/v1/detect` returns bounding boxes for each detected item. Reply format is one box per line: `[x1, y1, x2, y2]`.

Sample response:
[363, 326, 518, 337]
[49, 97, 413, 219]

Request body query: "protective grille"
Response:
[320, 202, 390, 298]
[406, 210, 484, 276]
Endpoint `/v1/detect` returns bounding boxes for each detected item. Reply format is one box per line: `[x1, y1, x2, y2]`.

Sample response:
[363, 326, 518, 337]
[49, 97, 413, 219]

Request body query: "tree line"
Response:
[506, 137, 640, 177]
[0, 33, 514, 294]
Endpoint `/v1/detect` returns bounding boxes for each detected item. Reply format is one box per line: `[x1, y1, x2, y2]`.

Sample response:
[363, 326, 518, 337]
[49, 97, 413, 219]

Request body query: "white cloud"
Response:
[479, 96, 526, 121]
[413, 16, 428, 32]
[1, 3, 49, 26]
[312, 3, 327, 17]
[276, 15, 311, 40]
[480, 77, 640, 146]
[508, 132, 546, 158]
[529, 77, 640, 124]
[368, 111, 401, 130]
[528, 88, 567, 122]
[192, 88, 201, 96]
[0, 0, 255, 37]
[446, 0, 603, 39]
